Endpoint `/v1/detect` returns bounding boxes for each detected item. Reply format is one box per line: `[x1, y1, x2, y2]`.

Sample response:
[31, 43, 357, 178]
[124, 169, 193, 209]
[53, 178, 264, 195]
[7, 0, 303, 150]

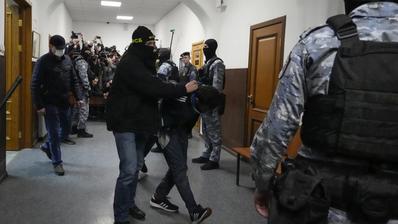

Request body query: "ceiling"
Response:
[64, 0, 183, 25]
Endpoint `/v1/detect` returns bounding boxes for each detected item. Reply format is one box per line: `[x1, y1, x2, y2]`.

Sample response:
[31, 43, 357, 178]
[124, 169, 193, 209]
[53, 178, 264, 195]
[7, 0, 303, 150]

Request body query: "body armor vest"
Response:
[301, 15, 398, 163]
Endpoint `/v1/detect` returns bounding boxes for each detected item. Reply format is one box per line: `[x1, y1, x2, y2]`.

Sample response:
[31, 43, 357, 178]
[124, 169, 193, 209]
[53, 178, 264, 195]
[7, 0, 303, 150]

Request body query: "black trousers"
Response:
[154, 129, 197, 213]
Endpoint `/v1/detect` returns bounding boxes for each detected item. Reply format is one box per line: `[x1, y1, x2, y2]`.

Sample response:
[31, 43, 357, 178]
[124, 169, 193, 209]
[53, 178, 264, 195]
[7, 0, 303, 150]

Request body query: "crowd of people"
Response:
[30, 1, 398, 223]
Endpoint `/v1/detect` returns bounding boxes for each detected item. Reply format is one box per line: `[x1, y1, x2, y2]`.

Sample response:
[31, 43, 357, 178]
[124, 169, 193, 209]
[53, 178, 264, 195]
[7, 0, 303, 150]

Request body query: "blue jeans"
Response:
[42, 105, 70, 165]
[113, 132, 148, 222]
[154, 129, 198, 213]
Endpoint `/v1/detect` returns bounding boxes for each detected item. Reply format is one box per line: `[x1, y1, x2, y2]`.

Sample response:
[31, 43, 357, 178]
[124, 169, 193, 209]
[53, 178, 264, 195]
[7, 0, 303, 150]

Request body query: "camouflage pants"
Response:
[201, 109, 222, 162]
[72, 96, 89, 130]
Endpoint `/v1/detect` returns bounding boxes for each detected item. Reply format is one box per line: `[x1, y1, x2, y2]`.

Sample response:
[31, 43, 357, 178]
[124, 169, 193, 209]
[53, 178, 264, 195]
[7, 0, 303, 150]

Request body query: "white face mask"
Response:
[51, 47, 64, 57]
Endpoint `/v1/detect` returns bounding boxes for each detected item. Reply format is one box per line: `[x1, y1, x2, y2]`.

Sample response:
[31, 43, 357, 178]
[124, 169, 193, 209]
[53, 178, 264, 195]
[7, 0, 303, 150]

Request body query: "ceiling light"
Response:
[101, 1, 121, 7]
[117, 16, 133, 20]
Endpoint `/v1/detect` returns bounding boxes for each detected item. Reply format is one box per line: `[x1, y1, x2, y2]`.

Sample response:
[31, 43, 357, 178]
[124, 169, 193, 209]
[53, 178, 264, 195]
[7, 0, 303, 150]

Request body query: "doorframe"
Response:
[244, 16, 286, 146]
[191, 40, 204, 134]
[4, 0, 32, 150]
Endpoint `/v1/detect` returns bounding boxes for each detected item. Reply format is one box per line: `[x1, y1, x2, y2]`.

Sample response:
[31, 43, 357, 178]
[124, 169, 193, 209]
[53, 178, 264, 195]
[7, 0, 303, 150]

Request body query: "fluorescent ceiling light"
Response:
[101, 1, 122, 7]
[117, 15, 133, 20]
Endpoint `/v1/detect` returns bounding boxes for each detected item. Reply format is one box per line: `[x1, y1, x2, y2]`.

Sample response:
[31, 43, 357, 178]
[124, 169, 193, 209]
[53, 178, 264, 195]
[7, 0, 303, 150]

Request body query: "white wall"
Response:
[157, 0, 345, 68]
[32, 0, 73, 57]
[72, 22, 154, 54]
[0, 0, 4, 53]
[154, 3, 205, 62]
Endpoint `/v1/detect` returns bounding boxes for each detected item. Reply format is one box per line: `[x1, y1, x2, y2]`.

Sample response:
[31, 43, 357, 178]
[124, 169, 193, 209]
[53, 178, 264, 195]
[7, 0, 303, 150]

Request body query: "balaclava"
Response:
[130, 26, 157, 72]
[203, 39, 218, 62]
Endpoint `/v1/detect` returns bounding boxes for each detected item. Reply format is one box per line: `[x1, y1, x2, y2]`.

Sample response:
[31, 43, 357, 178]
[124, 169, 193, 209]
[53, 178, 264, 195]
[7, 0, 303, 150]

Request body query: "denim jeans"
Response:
[113, 132, 148, 222]
[42, 105, 70, 165]
[154, 129, 198, 213]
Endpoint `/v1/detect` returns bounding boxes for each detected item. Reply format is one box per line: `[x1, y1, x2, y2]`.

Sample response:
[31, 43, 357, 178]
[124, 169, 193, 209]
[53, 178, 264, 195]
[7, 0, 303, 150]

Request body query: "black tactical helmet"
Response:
[344, 0, 398, 14]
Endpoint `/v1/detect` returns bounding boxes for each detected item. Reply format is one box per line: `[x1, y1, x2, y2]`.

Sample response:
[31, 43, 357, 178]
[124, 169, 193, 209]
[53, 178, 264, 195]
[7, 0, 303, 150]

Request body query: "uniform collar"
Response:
[350, 2, 398, 18]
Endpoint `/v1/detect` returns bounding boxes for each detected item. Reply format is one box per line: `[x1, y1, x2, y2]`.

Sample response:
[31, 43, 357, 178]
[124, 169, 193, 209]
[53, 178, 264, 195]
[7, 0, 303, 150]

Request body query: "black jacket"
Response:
[106, 45, 187, 134]
[31, 53, 82, 109]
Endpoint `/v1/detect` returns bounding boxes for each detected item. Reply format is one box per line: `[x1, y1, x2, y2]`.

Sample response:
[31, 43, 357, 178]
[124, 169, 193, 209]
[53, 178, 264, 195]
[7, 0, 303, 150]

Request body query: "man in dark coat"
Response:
[106, 26, 198, 224]
[31, 35, 83, 176]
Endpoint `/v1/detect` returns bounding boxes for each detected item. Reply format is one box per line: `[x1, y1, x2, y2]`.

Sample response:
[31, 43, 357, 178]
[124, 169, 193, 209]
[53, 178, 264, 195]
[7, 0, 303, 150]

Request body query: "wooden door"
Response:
[246, 17, 286, 145]
[191, 41, 205, 133]
[191, 41, 204, 69]
[246, 16, 302, 156]
[5, 1, 22, 151]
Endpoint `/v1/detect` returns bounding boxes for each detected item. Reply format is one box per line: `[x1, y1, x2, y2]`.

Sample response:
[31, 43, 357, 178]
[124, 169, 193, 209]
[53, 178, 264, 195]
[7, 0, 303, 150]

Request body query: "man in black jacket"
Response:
[149, 51, 212, 223]
[31, 35, 83, 176]
[106, 26, 198, 224]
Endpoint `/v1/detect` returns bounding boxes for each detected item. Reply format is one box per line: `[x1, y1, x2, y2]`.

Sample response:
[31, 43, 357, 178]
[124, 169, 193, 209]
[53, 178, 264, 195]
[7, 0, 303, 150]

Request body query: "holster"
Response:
[269, 162, 330, 224]
[294, 156, 398, 224]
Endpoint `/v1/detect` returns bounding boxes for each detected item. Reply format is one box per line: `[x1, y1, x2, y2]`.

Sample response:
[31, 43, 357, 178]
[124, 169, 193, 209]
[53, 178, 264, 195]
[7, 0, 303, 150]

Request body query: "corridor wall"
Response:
[31, 0, 73, 57]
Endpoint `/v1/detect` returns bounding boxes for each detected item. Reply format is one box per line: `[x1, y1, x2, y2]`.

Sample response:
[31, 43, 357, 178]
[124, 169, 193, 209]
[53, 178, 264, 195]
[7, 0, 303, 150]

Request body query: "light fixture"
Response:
[117, 15, 133, 21]
[101, 1, 122, 7]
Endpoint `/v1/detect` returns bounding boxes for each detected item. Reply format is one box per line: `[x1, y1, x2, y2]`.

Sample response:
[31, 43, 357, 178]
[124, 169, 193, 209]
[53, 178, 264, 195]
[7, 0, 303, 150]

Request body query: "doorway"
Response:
[1, 0, 32, 182]
[4, 0, 32, 151]
[246, 16, 286, 145]
[5, 0, 22, 151]
[246, 16, 302, 156]
[191, 41, 204, 133]
[191, 40, 204, 69]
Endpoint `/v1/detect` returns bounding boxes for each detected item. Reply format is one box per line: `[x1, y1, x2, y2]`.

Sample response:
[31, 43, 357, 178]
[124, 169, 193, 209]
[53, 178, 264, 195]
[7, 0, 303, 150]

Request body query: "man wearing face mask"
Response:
[106, 26, 198, 224]
[192, 39, 225, 170]
[31, 35, 83, 176]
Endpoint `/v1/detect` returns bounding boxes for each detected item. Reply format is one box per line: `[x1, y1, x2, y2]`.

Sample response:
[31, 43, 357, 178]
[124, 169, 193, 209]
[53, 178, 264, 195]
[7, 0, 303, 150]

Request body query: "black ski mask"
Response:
[344, 0, 398, 14]
[130, 26, 158, 73]
[203, 39, 218, 62]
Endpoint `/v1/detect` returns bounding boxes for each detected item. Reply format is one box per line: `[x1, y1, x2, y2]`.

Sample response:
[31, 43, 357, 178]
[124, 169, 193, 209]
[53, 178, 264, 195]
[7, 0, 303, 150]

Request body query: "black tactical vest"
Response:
[198, 57, 225, 89]
[301, 15, 398, 163]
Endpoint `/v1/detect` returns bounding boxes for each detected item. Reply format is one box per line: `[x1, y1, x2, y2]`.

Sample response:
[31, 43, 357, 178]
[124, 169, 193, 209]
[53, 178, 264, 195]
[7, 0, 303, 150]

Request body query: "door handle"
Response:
[247, 95, 254, 106]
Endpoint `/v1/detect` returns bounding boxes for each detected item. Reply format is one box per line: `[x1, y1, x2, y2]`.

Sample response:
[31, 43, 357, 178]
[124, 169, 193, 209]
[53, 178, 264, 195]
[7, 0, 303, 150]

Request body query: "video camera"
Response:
[71, 31, 83, 39]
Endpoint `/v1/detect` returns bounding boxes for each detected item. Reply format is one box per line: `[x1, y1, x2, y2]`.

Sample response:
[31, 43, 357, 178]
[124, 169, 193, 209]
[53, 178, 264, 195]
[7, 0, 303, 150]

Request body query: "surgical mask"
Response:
[51, 47, 64, 57]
